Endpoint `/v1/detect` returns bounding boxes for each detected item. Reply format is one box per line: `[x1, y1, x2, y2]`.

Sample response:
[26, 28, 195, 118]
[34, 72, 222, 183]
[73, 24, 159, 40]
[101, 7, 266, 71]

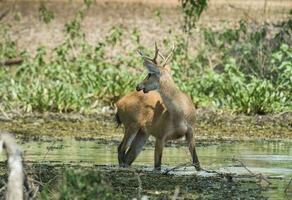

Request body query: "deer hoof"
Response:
[193, 163, 201, 171]
[154, 166, 161, 171]
[119, 163, 130, 168]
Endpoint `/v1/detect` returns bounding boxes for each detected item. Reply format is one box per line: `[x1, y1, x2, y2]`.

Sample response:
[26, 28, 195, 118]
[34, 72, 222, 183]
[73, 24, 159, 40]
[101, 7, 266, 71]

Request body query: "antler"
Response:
[137, 42, 175, 66]
[162, 43, 175, 67]
[152, 42, 159, 64]
[158, 51, 165, 60]
[137, 50, 153, 61]
[137, 42, 160, 64]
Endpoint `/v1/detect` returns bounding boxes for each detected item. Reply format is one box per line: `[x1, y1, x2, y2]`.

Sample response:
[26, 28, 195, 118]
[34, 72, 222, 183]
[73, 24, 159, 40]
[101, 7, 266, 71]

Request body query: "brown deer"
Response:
[115, 43, 200, 171]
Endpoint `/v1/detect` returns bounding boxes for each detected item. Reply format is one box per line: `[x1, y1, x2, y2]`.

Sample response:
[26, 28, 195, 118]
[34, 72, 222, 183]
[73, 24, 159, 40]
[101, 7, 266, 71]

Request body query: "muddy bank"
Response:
[0, 110, 291, 142]
[0, 163, 270, 199]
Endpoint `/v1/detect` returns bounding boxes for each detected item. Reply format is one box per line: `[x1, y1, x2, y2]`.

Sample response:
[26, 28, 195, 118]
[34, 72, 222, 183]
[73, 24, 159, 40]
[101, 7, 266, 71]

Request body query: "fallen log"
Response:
[1, 57, 23, 66]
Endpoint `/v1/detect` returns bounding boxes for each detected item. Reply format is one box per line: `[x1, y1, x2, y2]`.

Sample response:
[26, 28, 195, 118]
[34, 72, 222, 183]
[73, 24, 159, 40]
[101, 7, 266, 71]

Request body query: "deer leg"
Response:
[154, 138, 165, 171]
[186, 127, 201, 171]
[118, 127, 138, 167]
[124, 129, 148, 167]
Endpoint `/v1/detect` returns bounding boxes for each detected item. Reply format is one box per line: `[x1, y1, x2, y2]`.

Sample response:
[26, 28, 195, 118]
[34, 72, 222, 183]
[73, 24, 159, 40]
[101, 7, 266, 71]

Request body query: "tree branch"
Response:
[0, 132, 24, 200]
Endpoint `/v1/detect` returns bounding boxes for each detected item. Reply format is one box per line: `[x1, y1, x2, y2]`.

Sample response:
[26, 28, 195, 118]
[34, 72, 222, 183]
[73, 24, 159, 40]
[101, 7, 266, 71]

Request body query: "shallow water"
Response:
[1, 138, 291, 199]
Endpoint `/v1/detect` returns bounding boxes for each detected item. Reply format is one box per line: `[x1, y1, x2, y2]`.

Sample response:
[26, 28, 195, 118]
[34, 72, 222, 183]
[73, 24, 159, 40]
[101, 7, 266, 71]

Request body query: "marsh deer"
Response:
[115, 43, 200, 171]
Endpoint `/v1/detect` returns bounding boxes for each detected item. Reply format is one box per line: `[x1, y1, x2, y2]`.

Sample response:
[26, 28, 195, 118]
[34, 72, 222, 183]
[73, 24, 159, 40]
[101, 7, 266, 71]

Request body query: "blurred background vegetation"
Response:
[0, 0, 291, 115]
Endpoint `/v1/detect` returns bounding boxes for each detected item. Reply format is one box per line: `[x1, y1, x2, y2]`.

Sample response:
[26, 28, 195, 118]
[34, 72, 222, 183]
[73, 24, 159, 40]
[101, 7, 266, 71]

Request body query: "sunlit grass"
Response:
[0, 4, 291, 115]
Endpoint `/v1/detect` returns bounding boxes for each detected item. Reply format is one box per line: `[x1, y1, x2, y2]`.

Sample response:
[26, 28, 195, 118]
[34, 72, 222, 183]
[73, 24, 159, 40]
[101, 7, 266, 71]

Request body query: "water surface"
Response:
[1, 138, 291, 199]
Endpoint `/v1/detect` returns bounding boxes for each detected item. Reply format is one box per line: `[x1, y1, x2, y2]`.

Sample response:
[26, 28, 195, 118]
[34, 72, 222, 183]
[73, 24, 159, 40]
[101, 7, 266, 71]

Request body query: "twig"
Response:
[69, 39, 78, 59]
[23, 173, 40, 200]
[232, 158, 272, 185]
[200, 166, 234, 182]
[0, 104, 11, 120]
[233, 158, 255, 175]
[228, 4, 255, 21]
[133, 170, 142, 200]
[45, 174, 60, 185]
[263, 0, 268, 18]
[41, 140, 56, 162]
[284, 178, 292, 193]
[163, 158, 274, 185]
[163, 162, 233, 181]
[27, 177, 44, 187]
[23, 174, 32, 198]
[275, 110, 292, 117]
[163, 162, 191, 175]
[172, 186, 180, 200]
[31, 185, 39, 199]
[1, 57, 23, 66]
[0, 8, 10, 21]
[32, 140, 56, 187]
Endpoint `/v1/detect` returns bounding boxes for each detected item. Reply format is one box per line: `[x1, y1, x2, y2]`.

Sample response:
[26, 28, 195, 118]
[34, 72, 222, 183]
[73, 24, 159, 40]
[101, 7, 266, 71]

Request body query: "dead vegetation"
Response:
[0, 0, 291, 55]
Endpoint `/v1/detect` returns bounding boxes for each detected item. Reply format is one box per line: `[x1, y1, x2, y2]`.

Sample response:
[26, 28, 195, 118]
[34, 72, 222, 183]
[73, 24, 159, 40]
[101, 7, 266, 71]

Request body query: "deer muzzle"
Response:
[136, 84, 149, 93]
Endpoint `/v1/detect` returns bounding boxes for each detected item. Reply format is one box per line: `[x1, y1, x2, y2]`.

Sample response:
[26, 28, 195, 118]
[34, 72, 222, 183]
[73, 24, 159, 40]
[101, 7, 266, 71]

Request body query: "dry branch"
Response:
[284, 178, 292, 193]
[163, 162, 191, 175]
[0, 105, 10, 120]
[0, 132, 24, 200]
[163, 161, 234, 182]
[0, 8, 10, 21]
[163, 158, 276, 186]
[134, 170, 142, 200]
[228, 4, 255, 21]
[1, 57, 23, 66]
[127, 168, 143, 200]
[232, 158, 272, 186]
[172, 186, 180, 200]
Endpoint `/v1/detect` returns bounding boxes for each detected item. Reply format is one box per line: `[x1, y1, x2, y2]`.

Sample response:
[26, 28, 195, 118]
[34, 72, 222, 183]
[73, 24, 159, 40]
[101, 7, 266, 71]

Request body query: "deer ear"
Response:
[144, 59, 161, 76]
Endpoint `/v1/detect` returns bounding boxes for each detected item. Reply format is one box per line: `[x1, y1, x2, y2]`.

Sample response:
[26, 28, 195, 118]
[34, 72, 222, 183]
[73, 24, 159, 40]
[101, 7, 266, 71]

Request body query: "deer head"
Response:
[136, 43, 175, 93]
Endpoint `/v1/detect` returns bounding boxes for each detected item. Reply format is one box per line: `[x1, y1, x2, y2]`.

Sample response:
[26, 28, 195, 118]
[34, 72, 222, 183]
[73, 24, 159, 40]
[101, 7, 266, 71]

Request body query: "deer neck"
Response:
[158, 75, 184, 117]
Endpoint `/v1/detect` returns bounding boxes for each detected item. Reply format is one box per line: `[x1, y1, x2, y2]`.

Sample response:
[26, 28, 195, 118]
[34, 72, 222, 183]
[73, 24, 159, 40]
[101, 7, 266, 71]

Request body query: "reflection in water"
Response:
[1, 139, 290, 174]
[0, 139, 291, 199]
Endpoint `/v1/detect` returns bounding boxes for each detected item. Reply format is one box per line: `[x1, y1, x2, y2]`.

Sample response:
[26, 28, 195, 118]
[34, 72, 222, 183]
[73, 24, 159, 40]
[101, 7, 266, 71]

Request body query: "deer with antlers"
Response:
[115, 43, 200, 171]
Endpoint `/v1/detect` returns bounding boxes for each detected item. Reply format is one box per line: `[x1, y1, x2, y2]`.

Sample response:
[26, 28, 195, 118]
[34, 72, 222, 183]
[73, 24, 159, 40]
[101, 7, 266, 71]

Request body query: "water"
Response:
[1, 138, 291, 199]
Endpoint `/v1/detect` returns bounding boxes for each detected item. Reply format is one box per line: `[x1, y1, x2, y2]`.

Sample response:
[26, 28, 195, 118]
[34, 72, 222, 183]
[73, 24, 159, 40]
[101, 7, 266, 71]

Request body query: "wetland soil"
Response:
[0, 163, 268, 199]
[0, 109, 291, 143]
[0, 111, 291, 199]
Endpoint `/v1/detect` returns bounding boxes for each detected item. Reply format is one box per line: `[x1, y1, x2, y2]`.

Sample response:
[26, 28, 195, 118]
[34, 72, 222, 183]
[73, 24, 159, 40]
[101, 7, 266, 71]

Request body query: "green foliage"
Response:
[0, 6, 291, 115]
[154, 9, 163, 22]
[40, 169, 124, 199]
[65, 10, 85, 40]
[39, 4, 54, 24]
[106, 25, 124, 46]
[182, 21, 292, 114]
[84, 0, 93, 9]
[0, 13, 138, 113]
[0, 25, 23, 60]
[14, 12, 22, 21]
[181, 0, 208, 34]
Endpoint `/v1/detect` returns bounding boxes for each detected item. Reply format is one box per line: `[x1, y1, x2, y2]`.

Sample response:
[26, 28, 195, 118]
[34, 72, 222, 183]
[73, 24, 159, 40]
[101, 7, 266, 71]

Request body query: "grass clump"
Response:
[40, 169, 124, 200]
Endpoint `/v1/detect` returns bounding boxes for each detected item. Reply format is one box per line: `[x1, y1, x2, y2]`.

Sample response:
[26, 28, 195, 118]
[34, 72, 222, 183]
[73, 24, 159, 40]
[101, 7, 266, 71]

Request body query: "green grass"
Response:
[0, 6, 291, 115]
[36, 166, 266, 200]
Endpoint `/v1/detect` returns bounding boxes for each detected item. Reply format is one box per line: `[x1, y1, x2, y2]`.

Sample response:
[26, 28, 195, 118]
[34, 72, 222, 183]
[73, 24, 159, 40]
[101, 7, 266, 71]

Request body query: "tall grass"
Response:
[0, 5, 291, 115]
